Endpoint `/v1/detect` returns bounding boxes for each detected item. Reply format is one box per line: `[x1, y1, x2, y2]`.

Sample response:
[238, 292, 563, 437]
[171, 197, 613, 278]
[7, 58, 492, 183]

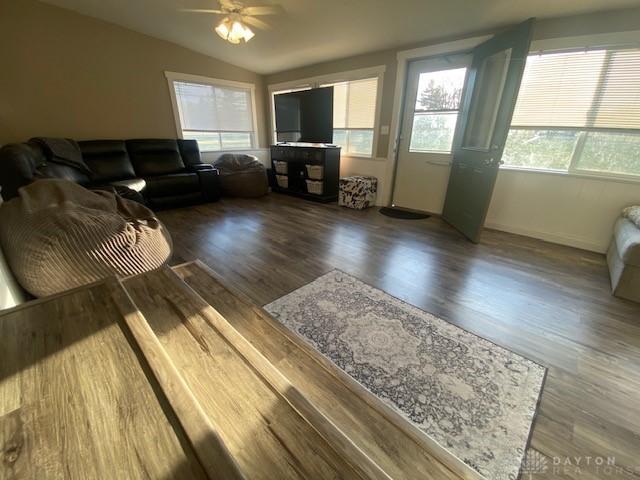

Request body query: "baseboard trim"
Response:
[484, 221, 606, 253]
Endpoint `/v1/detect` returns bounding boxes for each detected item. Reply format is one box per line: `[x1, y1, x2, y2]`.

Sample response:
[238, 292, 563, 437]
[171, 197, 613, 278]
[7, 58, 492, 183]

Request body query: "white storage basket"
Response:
[305, 164, 324, 180]
[276, 175, 289, 189]
[305, 180, 323, 195]
[273, 160, 288, 174]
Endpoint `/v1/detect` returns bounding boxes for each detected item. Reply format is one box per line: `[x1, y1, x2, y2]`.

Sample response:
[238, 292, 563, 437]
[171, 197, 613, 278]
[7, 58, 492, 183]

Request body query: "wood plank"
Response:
[109, 280, 245, 480]
[123, 266, 382, 480]
[0, 279, 208, 480]
[172, 259, 478, 480]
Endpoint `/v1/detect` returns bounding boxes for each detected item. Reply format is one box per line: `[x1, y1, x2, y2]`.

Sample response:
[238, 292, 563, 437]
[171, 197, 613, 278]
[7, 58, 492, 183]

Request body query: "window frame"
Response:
[501, 38, 640, 183]
[165, 71, 259, 153]
[267, 65, 386, 159]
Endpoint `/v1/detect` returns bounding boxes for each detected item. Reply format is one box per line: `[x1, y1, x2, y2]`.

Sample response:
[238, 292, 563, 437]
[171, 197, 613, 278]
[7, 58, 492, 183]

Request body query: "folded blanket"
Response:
[30, 137, 92, 175]
[622, 205, 640, 228]
[0, 179, 172, 297]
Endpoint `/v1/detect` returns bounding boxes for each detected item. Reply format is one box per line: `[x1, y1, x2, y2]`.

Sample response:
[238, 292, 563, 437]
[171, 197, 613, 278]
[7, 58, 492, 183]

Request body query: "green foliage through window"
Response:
[409, 68, 466, 153]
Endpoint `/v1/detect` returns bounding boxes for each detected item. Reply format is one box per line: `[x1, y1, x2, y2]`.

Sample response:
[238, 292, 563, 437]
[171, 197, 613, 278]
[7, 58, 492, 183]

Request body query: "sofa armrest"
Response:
[186, 163, 216, 172]
[195, 168, 221, 202]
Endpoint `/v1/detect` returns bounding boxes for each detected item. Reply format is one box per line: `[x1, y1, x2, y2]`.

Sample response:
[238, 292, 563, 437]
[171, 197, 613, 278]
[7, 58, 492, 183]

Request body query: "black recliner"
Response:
[0, 138, 220, 208]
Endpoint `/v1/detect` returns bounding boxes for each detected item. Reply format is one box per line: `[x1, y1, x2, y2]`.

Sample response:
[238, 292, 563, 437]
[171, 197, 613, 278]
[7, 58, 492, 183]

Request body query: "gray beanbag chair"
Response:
[214, 154, 268, 198]
[0, 179, 172, 297]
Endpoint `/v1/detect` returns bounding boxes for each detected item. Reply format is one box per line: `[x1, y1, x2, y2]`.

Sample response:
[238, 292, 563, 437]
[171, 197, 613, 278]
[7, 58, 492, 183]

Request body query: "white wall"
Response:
[486, 169, 638, 252]
[391, 161, 636, 253]
[340, 156, 390, 206]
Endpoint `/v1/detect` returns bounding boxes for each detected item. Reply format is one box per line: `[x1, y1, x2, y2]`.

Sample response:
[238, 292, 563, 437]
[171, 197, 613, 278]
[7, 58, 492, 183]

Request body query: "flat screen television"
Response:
[274, 87, 333, 143]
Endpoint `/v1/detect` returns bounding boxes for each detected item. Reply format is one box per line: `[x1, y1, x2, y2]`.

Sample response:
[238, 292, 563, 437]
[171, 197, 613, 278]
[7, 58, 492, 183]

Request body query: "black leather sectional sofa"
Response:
[0, 138, 220, 208]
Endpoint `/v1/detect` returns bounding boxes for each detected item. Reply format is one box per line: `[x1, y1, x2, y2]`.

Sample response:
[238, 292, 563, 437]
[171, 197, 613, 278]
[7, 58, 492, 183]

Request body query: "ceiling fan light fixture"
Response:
[228, 21, 246, 42]
[242, 26, 255, 42]
[214, 17, 231, 39]
[214, 16, 255, 44]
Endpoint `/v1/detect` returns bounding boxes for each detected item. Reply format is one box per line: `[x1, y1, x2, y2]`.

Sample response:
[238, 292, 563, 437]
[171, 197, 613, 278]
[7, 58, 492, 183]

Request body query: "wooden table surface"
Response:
[0, 279, 207, 480]
[123, 266, 387, 480]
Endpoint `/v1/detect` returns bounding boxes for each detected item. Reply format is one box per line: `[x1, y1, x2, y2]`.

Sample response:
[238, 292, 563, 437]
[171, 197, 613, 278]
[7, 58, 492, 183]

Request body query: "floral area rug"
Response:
[265, 269, 546, 480]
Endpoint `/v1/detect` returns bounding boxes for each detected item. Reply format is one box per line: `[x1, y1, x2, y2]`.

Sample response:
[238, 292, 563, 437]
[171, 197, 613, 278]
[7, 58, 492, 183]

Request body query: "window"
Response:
[166, 73, 256, 152]
[269, 66, 384, 158]
[503, 48, 640, 178]
[409, 68, 466, 153]
[321, 78, 379, 156]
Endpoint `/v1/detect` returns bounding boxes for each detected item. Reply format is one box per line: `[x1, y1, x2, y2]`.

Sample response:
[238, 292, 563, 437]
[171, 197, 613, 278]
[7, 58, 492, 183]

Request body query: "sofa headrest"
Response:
[79, 140, 127, 156]
[0, 143, 45, 200]
[126, 139, 185, 177]
[126, 139, 180, 154]
[78, 140, 135, 183]
[177, 139, 202, 166]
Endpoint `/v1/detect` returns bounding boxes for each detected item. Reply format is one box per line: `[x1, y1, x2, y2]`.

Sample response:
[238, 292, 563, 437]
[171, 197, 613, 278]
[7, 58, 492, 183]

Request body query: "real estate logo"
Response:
[520, 449, 548, 477]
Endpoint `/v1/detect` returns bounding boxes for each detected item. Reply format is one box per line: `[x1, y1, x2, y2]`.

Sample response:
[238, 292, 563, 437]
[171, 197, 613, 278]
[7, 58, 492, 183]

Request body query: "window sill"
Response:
[341, 153, 378, 160]
[200, 147, 261, 153]
[409, 149, 453, 156]
[499, 165, 640, 184]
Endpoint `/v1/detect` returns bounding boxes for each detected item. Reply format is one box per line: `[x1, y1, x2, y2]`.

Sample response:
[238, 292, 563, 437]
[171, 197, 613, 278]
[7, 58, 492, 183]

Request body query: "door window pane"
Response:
[408, 67, 466, 154]
[502, 129, 578, 170]
[463, 48, 511, 151]
[577, 131, 640, 175]
[410, 113, 459, 153]
[415, 68, 466, 111]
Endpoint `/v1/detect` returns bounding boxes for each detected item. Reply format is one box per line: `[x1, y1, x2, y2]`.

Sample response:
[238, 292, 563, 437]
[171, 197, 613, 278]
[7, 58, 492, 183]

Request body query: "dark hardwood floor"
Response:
[158, 193, 640, 480]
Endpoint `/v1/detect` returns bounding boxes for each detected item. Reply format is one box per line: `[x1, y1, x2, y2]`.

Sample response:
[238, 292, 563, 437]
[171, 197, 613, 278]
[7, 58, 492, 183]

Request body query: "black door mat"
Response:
[379, 207, 431, 219]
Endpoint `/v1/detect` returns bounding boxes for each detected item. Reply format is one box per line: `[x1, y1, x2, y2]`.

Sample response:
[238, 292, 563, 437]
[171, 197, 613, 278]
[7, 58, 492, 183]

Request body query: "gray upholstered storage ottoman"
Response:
[607, 216, 640, 303]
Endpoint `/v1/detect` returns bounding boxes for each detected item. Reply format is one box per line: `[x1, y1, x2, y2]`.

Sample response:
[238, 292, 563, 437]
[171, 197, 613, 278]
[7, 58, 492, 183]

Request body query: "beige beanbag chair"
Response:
[0, 179, 172, 297]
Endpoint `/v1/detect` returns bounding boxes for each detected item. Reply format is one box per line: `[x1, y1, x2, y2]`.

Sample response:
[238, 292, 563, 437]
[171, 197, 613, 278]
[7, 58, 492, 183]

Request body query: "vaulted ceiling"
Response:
[40, 0, 640, 74]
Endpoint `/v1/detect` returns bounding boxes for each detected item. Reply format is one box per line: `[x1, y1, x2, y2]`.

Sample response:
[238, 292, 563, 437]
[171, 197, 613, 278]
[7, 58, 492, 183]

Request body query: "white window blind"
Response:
[328, 78, 378, 129]
[321, 77, 379, 156]
[174, 81, 253, 132]
[511, 48, 640, 130]
[171, 79, 255, 151]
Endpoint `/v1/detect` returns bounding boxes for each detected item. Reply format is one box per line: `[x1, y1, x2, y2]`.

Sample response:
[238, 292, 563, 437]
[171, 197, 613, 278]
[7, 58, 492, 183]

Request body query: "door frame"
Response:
[384, 35, 492, 208]
[391, 54, 472, 212]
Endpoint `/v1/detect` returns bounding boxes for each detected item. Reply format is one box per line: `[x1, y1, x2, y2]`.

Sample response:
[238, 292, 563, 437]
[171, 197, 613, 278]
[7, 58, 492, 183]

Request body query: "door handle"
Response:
[483, 157, 502, 167]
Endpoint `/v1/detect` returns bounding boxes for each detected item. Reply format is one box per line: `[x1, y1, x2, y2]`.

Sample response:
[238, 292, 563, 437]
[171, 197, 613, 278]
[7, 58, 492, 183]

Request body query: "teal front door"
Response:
[442, 19, 534, 242]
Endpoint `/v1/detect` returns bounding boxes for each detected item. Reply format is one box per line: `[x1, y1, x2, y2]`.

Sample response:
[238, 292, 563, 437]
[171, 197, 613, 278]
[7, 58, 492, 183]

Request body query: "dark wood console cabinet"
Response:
[270, 143, 341, 203]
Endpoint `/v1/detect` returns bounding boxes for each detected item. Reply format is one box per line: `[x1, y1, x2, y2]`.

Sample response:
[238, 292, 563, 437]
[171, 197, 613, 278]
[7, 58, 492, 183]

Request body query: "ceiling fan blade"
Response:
[179, 8, 225, 14]
[243, 16, 271, 30]
[243, 5, 284, 16]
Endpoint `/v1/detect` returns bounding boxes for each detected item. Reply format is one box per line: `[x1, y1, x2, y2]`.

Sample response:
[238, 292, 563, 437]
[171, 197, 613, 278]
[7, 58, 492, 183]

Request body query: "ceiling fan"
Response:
[181, 1, 283, 44]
